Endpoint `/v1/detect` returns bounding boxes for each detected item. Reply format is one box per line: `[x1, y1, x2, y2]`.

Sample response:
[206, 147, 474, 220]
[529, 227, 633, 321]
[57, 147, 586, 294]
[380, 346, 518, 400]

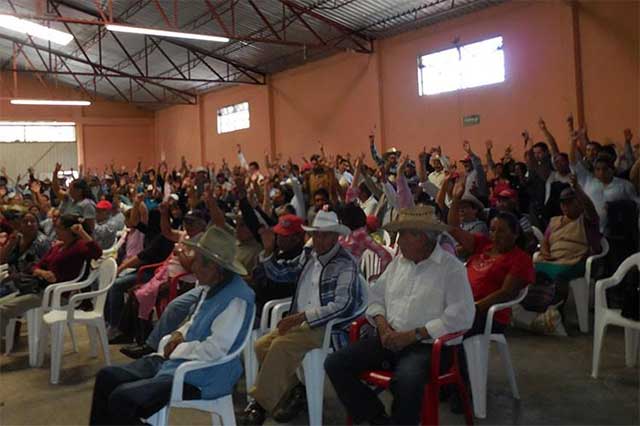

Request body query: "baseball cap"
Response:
[497, 188, 518, 199]
[96, 200, 113, 210]
[272, 214, 304, 236]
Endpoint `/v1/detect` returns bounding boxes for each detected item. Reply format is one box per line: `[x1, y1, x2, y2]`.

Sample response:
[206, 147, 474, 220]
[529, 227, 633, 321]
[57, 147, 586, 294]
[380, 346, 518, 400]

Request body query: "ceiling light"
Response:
[11, 99, 91, 106]
[106, 24, 229, 43]
[0, 14, 73, 46]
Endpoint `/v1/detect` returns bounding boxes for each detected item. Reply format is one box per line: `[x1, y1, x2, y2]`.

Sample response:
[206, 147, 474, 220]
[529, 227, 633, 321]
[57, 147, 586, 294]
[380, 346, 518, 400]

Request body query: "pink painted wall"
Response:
[378, 0, 576, 162]
[270, 52, 381, 160]
[155, 104, 201, 168]
[153, 0, 638, 168]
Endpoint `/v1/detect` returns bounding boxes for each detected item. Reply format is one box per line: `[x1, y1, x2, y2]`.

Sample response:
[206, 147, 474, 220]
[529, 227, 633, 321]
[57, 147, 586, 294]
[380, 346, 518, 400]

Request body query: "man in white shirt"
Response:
[244, 211, 363, 425]
[573, 154, 639, 233]
[325, 206, 475, 425]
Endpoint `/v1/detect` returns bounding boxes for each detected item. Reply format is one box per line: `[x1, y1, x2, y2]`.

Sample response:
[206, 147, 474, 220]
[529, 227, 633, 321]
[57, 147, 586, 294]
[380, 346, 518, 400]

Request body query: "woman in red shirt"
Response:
[0, 214, 102, 348]
[449, 210, 535, 336]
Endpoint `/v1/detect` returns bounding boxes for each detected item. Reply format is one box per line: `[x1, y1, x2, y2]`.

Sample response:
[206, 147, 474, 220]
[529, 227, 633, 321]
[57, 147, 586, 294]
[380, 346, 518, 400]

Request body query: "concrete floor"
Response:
[1, 314, 638, 426]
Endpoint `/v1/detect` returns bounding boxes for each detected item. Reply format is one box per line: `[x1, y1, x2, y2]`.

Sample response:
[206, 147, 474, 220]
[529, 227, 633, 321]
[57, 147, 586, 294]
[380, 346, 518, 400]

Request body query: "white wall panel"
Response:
[0, 142, 77, 182]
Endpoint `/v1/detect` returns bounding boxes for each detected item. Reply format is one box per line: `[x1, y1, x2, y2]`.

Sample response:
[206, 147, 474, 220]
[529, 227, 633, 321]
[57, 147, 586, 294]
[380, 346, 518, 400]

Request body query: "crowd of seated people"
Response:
[0, 114, 638, 425]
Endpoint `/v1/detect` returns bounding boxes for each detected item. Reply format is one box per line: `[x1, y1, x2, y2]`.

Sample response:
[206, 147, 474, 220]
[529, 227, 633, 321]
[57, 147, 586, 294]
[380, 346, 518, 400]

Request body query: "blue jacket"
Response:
[156, 274, 255, 399]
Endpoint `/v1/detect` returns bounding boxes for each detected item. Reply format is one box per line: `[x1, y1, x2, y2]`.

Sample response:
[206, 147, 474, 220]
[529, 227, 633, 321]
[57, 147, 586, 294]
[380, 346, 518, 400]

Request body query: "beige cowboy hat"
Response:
[302, 210, 351, 236]
[382, 205, 448, 233]
[382, 147, 402, 158]
[183, 225, 247, 276]
[460, 193, 485, 211]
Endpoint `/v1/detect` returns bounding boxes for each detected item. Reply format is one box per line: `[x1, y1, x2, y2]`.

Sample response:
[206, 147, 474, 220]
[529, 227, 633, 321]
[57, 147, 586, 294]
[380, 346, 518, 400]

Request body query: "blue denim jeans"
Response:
[145, 287, 203, 349]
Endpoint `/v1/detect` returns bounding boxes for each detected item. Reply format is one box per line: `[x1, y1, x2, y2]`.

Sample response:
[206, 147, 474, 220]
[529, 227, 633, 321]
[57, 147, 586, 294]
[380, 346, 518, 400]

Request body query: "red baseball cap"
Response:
[497, 188, 518, 199]
[272, 214, 304, 236]
[366, 215, 380, 233]
[96, 200, 113, 210]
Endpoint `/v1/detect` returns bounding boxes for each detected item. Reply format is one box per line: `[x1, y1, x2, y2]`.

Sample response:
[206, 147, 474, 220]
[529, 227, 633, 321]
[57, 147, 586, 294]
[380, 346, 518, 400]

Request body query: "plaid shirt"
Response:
[339, 227, 392, 273]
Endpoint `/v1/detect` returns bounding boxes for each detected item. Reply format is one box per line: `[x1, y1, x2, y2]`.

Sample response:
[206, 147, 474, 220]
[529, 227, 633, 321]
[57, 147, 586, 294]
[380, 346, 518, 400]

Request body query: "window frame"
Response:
[0, 121, 77, 143]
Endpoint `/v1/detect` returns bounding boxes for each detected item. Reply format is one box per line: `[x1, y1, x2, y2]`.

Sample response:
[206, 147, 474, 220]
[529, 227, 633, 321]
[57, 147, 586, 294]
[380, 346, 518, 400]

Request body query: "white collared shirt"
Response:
[367, 244, 475, 341]
[168, 285, 247, 362]
[295, 256, 322, 312]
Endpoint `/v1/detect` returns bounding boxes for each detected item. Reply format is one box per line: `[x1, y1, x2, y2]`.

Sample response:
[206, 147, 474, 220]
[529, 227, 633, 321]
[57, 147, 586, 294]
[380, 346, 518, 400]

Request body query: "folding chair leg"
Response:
[591, 321, 607, 379]
[87, 324, 98, 357]
[50, 323, 65, 384]
[214, 395, 237, 425]
[496, 340, 519, 399]
[5, 319, 17, 355]
[570, 278, 590, 333]
[624, 328, 639, 368]
[68, 323, 78, 353]
[95, 321, 111, 366]
[464, 337, 489, 419]
[302, 350, 327, 426]
[26, 309, 40, 367]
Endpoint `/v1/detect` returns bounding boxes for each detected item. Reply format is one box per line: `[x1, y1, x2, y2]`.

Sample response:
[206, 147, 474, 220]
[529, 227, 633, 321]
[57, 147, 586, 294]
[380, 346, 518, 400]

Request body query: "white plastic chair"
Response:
[242, 297, 292, 403]
[101, 228, 128, 259]
[37, 259, 116, 384]
[570, 238, 610, 333]
[591, 253, 640, 378]
[4, 262, 87, 365]
[147, 305, 256, 426]
[360, 249, 382, 281]
[463, 286, 529, 419]
[268, 276, 368, 426]
[531, 226, 544, 245]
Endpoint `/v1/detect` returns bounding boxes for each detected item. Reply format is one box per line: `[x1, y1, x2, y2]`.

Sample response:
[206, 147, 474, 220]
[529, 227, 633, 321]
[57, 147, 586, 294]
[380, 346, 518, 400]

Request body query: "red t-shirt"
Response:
[466, 234, 534, 324]
[34, 239, 102, 283]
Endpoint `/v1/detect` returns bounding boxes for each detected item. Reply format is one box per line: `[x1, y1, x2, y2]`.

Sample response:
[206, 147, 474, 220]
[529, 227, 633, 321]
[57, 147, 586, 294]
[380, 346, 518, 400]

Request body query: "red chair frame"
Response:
[155, 272, 193, 317]
[346, 317, 473, 426]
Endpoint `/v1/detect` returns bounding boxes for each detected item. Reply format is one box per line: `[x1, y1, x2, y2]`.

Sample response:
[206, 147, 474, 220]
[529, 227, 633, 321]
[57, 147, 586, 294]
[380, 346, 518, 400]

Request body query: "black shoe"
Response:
[120, 344, 155, 359]
[108, 333, 133, 345]
[272, 384, 307, 423]
[242, 401, 266, 426]
[369, 413, 391, 425]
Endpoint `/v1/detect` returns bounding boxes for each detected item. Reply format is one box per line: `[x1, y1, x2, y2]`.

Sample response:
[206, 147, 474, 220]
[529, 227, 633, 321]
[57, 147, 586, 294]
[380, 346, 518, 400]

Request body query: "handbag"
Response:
[11, 273, 48, 295]
[521, 272, 556, 313]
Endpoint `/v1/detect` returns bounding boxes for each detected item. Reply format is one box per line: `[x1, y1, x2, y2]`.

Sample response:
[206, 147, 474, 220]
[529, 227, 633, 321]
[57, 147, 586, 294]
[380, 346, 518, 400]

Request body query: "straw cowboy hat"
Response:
[302, 210, 351, 236]
[183, 225, 247, 276]
[383, 205, 448, 233]
[382, 147, 402, 158]
[460, 193, 485, 211]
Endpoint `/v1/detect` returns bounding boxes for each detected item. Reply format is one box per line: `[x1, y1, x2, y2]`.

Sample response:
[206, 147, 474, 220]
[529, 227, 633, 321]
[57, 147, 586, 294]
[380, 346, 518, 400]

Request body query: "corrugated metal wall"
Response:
[0, 142, 77, 182]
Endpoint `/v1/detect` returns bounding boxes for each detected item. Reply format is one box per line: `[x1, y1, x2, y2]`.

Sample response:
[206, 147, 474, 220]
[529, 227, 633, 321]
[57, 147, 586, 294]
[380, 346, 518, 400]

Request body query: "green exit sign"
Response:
[463, 114, 480, 126]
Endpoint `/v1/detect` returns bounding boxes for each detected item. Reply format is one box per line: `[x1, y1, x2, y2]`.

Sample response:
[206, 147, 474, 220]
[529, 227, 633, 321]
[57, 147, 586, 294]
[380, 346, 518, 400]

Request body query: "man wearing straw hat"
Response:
[90, 226, 255, 425]
[325, 205, 475, 425]
[244, 210, 364, 425]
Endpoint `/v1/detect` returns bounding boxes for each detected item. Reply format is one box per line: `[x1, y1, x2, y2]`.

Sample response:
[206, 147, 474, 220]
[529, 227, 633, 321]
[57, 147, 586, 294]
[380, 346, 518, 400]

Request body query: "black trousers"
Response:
[324, 336, 451, 425]
[89, 356, 200, 426]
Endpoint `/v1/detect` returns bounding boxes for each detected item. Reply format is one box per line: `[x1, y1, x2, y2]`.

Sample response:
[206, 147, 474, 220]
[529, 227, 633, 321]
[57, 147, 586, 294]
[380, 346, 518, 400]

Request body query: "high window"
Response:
[418, 36, 505, 96]
[0, 121, 76, 142]
[217, 102, 250, 134]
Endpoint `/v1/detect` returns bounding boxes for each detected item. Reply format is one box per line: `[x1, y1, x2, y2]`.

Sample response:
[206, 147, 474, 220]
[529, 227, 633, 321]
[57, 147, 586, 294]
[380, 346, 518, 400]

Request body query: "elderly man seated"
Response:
[243, 210, 364, 425]
[325, 206, 475, 425]
[89, 226, 255, 425]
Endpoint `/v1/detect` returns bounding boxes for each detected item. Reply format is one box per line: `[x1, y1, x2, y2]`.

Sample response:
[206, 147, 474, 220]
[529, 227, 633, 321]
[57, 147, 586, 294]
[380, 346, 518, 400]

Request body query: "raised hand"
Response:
[258, 226, 276, 255]
[54, 162, 62, 173]
[485, 140, 493, 151]
[624, 128, 633, 142]
[462, 140, 472, 154]
[236, 144, 242, 153]
[538, 117, 547, 130]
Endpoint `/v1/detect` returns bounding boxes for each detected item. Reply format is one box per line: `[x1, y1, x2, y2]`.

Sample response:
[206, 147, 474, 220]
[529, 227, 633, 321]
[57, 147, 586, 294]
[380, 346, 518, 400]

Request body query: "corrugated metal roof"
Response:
[0, 0, 502, 107]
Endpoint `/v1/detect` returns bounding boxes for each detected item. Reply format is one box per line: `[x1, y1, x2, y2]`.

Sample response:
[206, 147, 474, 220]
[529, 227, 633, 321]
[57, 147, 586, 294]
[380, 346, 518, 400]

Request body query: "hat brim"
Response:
[183, 239, 248, 276]
[382, 219, 449, 233]
[301, 224, 351, 236]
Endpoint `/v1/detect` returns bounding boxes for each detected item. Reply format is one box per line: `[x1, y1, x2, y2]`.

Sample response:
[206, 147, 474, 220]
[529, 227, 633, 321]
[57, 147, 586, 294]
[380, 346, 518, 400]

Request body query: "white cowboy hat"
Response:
[383, 205, 448, 233]
[302, 210, 351, 236]
[183, 225, 247, 276]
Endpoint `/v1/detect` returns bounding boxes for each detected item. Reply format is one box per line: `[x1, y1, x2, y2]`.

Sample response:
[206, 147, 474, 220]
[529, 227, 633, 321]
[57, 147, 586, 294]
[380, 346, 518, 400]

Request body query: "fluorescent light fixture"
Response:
[106, 24, 229, 43]
[0, 14, 73, 46]
[11, 99, 91, 106]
